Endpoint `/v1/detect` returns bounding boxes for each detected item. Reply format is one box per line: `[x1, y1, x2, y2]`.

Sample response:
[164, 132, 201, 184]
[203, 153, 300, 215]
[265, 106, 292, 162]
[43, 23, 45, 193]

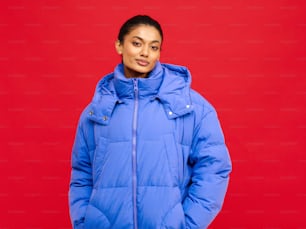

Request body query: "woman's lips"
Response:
[136, 59, 149, 66]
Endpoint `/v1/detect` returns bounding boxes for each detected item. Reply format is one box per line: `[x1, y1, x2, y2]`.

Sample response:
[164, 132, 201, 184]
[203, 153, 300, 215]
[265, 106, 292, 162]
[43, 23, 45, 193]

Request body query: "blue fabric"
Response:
[69, 61, 232, 229]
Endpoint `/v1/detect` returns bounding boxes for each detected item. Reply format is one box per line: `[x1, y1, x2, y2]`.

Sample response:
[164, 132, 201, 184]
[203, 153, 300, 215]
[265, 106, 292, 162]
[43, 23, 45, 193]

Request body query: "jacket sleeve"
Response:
[69, 116, 93, 229]
[183, 106, 232, 229]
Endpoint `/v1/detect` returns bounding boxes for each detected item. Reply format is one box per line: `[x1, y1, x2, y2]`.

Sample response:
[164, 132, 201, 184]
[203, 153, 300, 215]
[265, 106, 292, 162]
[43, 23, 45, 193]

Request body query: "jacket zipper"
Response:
[132, 78, 139, 229]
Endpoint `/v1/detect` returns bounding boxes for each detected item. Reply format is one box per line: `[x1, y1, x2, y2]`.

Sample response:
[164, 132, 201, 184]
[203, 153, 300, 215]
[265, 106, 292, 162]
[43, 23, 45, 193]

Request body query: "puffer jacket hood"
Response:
[88, 61, 193, 125]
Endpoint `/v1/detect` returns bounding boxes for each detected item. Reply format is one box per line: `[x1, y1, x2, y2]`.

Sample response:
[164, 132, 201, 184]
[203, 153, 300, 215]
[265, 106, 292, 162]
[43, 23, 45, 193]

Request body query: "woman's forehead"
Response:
[126, 25, 162, 42]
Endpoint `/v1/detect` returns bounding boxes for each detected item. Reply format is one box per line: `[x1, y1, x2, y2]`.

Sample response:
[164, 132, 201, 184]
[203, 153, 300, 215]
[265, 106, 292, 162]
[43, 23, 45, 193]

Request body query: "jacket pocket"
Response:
[92, 137, 109, 186]
[163, 134, 184, 185]
[84, 204, 111, 229]
[93, 138, 131, 188]
[160, 202, 186, 229]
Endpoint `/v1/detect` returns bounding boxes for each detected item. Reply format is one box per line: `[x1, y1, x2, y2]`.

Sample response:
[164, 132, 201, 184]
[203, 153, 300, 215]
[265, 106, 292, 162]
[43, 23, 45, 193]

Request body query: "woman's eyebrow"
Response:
[132, 36, 161, 44]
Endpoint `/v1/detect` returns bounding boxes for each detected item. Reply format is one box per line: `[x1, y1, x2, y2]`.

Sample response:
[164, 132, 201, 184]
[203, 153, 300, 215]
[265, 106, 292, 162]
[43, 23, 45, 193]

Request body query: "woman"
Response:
[69, 15, 232, 229]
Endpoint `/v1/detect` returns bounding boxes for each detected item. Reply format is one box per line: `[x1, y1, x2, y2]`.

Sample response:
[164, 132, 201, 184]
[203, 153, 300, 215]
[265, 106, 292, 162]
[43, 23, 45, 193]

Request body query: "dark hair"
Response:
[118, 15, 163, 43]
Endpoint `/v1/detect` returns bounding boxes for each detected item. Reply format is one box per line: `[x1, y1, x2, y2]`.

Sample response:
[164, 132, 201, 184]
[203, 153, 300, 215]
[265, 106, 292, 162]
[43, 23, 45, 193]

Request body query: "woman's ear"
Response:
[115, 40, 122, 55]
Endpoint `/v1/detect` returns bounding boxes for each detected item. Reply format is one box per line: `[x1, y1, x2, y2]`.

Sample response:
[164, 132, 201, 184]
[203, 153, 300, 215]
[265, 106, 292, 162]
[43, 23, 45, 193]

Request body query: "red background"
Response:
[1, 0, 306, 228]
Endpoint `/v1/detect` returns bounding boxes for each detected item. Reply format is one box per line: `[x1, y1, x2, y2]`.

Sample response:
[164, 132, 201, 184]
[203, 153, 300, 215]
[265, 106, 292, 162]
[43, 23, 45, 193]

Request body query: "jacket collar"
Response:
[113, 61, 164, 99]
[88, 62, 194, 125]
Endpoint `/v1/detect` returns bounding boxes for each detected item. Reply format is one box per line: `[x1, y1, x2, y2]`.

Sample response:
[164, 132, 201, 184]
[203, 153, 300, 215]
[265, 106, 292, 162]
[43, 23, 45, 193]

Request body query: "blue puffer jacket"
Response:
[69, 62, 232, 229]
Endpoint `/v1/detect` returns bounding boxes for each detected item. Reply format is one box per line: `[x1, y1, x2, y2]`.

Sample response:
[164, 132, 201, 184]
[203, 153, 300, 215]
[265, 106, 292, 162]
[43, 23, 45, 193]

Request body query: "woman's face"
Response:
[116, 25, 162, 78]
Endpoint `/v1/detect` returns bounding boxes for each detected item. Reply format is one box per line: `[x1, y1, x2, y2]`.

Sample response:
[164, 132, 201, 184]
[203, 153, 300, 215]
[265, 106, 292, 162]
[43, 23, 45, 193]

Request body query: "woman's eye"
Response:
[151, 46, 159, 51]
[132, 41, 141, 47]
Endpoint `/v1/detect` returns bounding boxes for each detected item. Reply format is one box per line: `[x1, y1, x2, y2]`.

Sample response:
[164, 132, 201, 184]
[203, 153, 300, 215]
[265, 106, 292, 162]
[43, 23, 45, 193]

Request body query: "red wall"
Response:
[1, 1, 306, 228]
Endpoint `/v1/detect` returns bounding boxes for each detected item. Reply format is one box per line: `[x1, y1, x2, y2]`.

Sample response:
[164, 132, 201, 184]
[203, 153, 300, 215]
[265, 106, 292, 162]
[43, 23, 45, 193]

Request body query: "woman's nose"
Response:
[140, 46, 149, 57]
